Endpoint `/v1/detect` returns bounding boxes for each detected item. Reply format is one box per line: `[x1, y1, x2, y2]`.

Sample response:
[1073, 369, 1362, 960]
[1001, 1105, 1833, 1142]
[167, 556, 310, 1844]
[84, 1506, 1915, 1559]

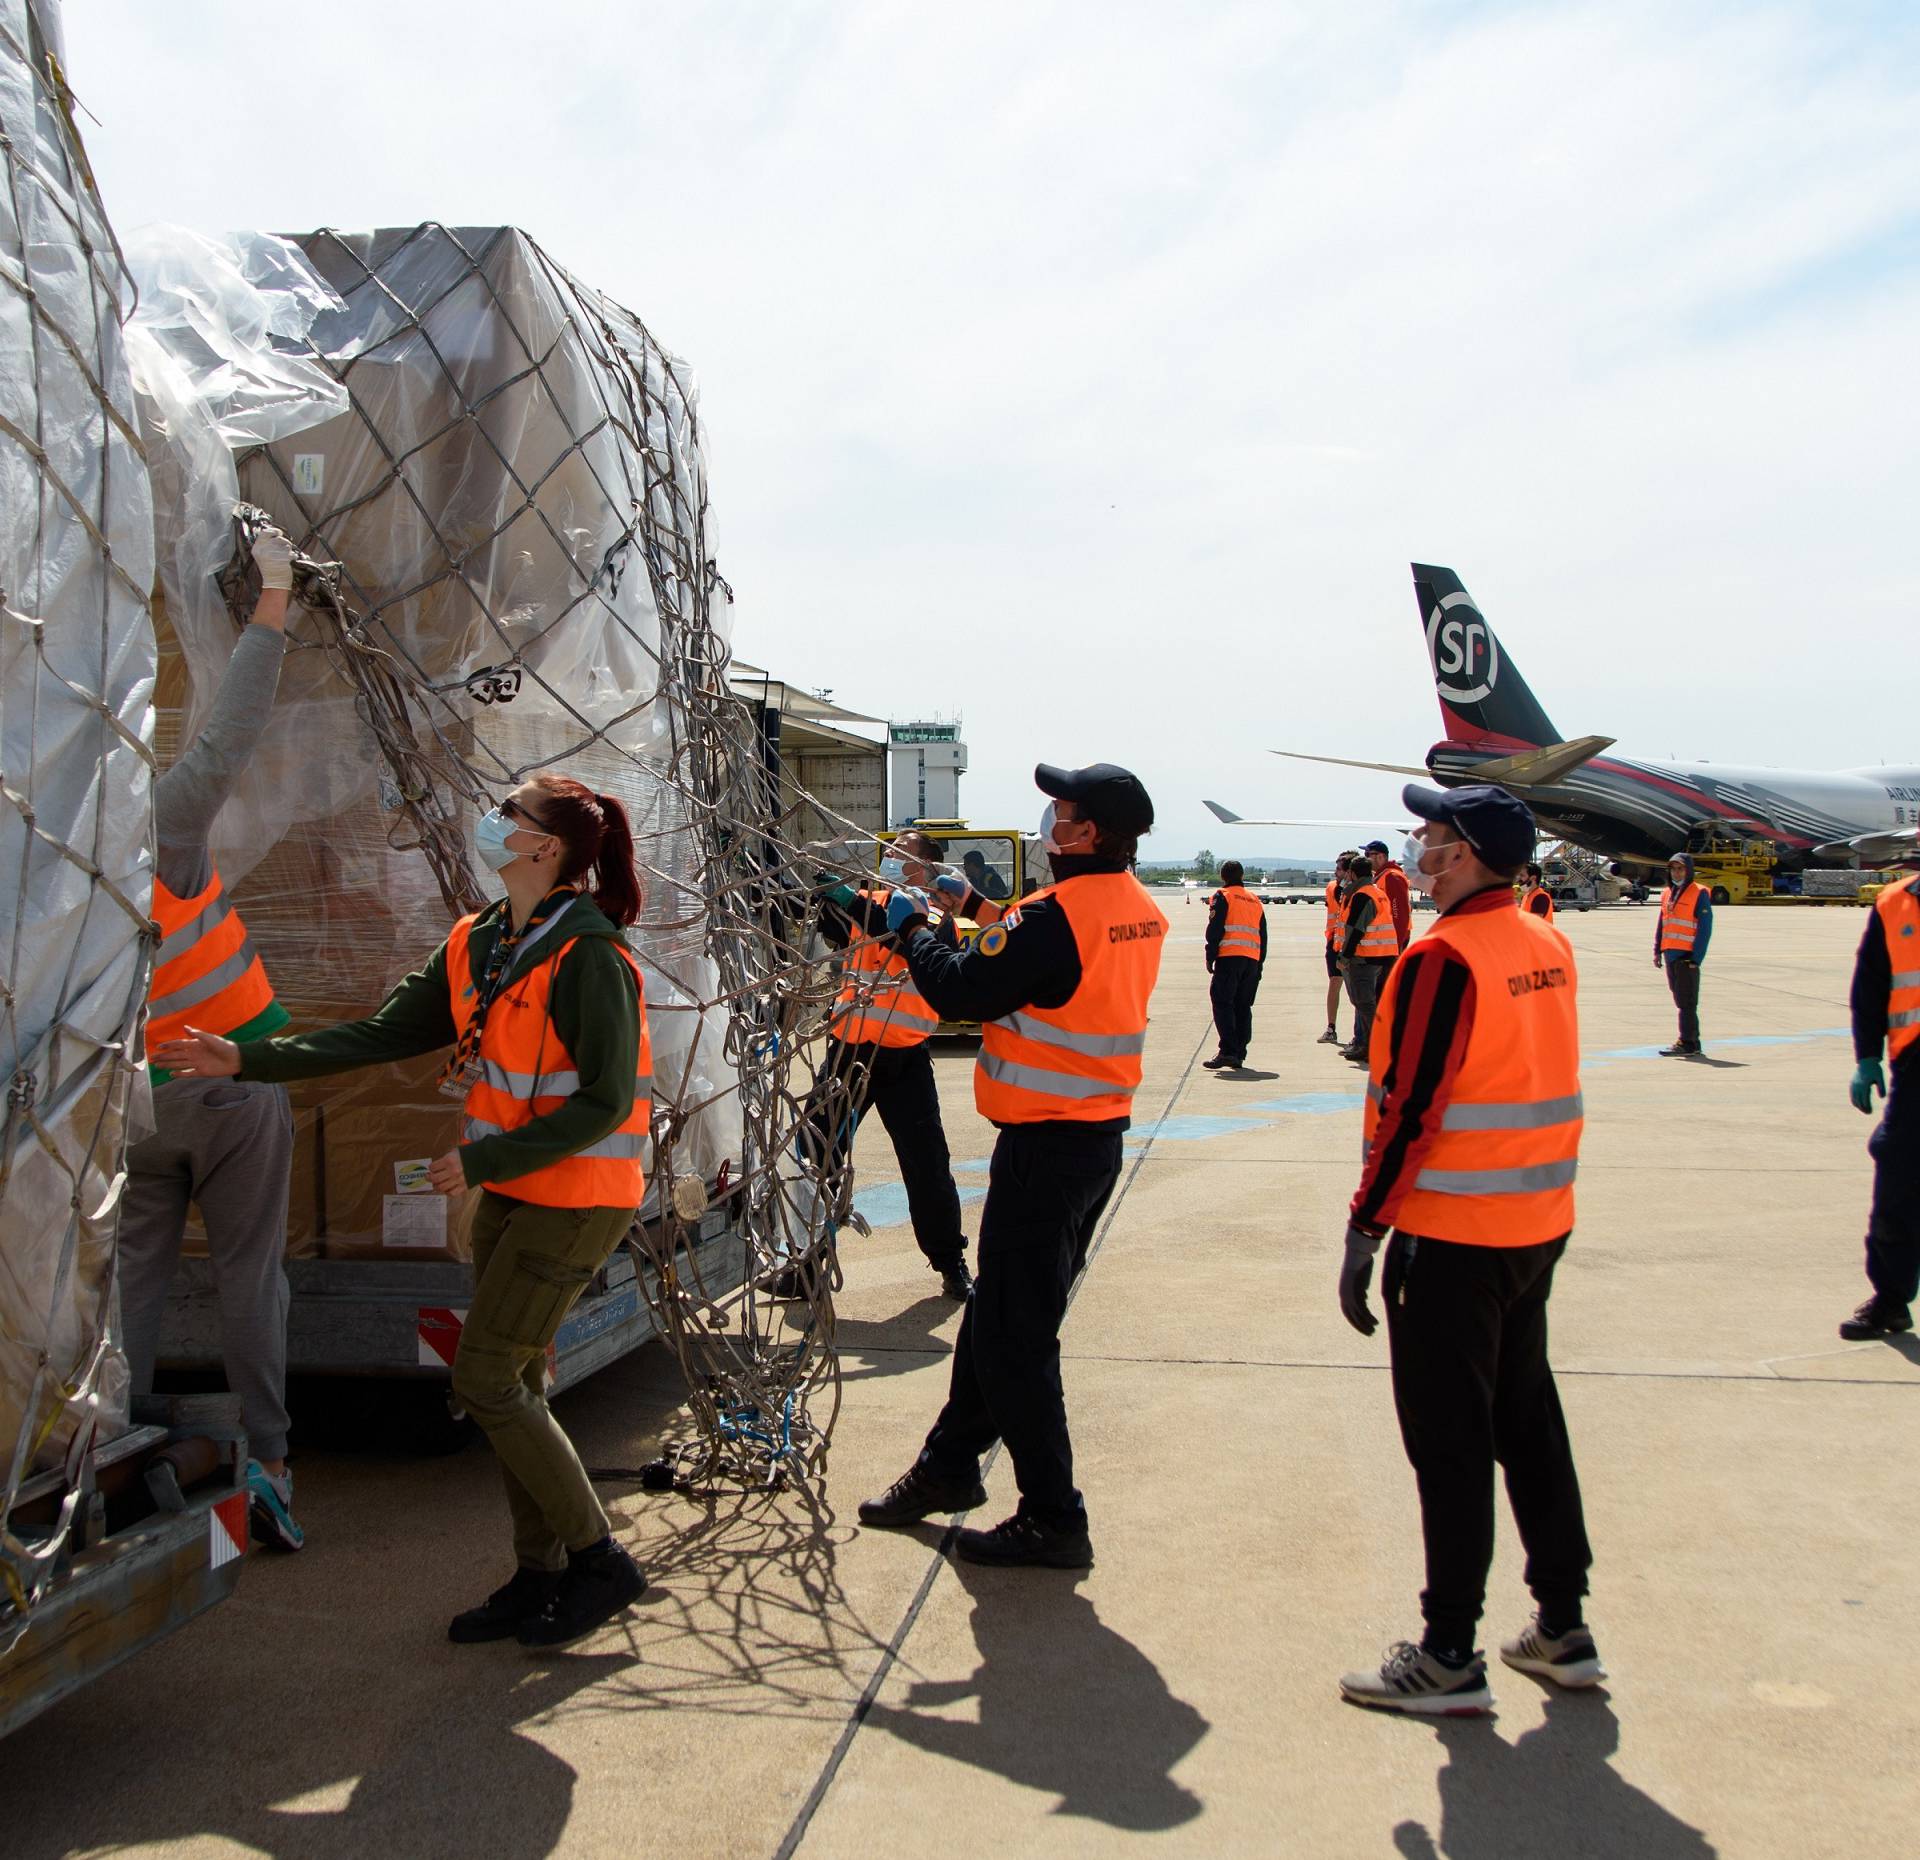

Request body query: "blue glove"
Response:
[931, 873, 969, 902]
[1850, 1058, 1885, 1115]
[886, 889, 930, 935]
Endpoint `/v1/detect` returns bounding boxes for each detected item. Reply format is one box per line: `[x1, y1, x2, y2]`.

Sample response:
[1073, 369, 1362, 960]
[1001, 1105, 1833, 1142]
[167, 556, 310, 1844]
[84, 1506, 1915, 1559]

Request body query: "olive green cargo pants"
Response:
[453, 1192, 635, 1571]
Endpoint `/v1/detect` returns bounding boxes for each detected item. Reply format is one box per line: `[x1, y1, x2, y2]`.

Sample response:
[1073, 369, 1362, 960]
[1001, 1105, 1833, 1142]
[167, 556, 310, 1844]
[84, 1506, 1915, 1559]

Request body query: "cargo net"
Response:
[215, 225, 903, 1490]
[1, 7, 155, 1640]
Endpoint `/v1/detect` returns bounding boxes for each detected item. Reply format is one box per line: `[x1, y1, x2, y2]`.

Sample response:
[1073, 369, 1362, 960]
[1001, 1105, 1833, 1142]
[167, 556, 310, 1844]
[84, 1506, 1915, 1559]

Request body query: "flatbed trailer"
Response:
[155, 1209, 745, 1429]
[1, 1407, 250, 1740]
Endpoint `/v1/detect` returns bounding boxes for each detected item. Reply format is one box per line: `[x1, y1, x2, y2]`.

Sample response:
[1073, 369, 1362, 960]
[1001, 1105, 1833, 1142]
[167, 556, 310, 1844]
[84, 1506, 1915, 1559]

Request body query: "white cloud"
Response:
[63, 0, 1920, 854]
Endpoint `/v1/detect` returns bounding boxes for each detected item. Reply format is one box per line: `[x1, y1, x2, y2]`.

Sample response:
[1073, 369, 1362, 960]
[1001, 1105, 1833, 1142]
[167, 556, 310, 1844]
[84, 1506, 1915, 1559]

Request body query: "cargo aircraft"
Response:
[1206, 564, 1920, 874]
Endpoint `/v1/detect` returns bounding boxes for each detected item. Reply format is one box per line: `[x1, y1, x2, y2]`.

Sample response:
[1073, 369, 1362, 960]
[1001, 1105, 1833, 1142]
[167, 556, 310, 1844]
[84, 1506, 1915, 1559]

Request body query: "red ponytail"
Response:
[527, 773, 643, 928]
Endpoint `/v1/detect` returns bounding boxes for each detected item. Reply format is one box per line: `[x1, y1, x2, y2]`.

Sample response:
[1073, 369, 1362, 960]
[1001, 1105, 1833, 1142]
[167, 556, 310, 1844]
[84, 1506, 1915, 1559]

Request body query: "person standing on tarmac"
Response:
[156, 774, 654, 1650]
[1655, 852, 1711, 1056]
[1365, 839, 1413, 952]
[1337, 783, 1599, 1715]
[118, 525, 304, 1553]
[778, 829, 973, 1303]
[1522, 863, 1556, 920]
[1339, 856, 1399, 1063]
[1204, 860, 1266, 1070]
[1837, 864, 1920, 1341]
[858, 763, 1167, 1569]
[1319, 852, 1360, 1045]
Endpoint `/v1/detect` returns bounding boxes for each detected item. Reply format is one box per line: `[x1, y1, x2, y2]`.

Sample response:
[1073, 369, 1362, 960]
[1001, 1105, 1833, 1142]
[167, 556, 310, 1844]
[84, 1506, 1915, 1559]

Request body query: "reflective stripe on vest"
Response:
[1325, 880, 1346, 945]
[148, 869, 279, 1047]
[447, 909, 652, 1210]
[1660, 882, 1705, 951]
[974, 871, 1168, 1125]
[1352, 882, 1398, 959]
[831, 888, 941, 1047]
[1876, 879, 1920, 1062]
[1214, 885, 1263, 960]
[1364, 906, 1582, 1246]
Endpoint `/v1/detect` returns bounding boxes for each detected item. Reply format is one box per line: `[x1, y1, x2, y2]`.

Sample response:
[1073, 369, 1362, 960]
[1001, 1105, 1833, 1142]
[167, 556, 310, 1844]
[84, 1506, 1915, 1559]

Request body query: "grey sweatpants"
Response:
[119, 1078, 295, 1461]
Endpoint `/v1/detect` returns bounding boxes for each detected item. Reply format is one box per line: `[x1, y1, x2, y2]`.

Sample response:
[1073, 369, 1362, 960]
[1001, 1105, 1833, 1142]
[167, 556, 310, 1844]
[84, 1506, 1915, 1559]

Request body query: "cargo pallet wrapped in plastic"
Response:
[0, 0, 156, 1632]
[143, 223, 877, 1486]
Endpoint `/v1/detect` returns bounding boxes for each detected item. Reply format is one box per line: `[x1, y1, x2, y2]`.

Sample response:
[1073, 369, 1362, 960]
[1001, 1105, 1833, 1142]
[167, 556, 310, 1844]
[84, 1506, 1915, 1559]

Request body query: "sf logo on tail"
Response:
[1427, 591, 1499, 706]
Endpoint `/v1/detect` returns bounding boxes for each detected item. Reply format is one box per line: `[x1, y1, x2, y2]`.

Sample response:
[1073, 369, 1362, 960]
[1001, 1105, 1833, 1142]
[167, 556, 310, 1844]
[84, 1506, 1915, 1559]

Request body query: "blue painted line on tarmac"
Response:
[852, 1182, 989, 1231]
[1586, 1026, 1849, 1066]
[1239, 1091, 1366, 1115]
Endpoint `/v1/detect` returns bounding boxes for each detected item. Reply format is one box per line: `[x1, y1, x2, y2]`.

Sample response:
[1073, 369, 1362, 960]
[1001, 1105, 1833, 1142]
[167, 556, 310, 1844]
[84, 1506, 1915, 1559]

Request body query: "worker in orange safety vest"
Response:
[1319, 852, 1360, 1045]
[1655, 853, 1713, 1057]
[1204, 859, 1267, 1069]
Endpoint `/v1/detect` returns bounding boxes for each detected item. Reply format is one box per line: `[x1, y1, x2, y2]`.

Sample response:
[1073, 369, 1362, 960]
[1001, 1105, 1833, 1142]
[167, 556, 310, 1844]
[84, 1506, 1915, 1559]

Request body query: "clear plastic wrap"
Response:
[143, 224, 741, 1255]
[1, 0, 154, 1615]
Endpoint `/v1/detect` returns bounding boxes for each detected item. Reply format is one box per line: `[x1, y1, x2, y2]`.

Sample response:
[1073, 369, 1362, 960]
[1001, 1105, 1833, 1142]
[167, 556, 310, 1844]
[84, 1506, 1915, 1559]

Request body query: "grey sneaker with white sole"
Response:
[1339, 1640, 1493, 1716]
[1500, 1614, 1605, 1687]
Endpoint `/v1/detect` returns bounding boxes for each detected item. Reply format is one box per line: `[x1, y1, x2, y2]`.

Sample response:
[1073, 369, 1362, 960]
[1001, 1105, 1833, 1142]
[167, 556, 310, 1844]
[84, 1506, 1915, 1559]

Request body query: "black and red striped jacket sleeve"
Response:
[1349, 943, 1477, 1235]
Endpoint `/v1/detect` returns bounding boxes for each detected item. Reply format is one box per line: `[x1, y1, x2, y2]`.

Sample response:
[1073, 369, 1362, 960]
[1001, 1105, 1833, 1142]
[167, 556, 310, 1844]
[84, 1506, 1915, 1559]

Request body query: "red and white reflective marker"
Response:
[209, 1491, 249, 1568]
[418, 1306, 469, 1368]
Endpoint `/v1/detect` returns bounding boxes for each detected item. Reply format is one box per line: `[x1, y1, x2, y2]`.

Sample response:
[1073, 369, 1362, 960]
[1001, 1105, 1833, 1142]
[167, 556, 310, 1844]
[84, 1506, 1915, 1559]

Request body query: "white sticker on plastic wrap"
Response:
[293, 454, 325, 496]
[382, 1194, 447, 1248]
[393, 1157, 434, 1195]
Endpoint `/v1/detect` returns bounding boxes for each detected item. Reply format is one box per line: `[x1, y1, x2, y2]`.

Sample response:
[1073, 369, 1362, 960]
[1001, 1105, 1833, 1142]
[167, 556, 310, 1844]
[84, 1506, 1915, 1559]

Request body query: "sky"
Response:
[61, 0, 1920, 859]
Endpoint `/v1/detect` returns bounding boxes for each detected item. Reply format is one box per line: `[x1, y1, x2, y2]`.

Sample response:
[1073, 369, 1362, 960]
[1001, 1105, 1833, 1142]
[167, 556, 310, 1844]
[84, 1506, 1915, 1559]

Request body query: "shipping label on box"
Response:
[382, 1194, 448, 1249]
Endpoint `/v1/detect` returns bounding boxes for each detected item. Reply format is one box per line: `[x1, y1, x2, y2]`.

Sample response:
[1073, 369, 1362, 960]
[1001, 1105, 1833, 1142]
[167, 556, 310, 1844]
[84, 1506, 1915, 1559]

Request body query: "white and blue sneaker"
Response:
[245, 1459, 305, 1553]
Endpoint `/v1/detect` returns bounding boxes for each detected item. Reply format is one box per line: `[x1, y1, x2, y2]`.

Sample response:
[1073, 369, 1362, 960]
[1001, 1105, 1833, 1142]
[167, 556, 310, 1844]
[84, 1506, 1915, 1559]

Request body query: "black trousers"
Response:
[1209, 960, 1260, 1062]
[920, 1122, 1122, 1526]
[1344, 957, 1391, 1051]
[800, 1039, 965, 1265]
[1865, 1054, 1920, 1307]
[1665, 956, 1701, 1045]
[1384, 1232, 1592, 1651]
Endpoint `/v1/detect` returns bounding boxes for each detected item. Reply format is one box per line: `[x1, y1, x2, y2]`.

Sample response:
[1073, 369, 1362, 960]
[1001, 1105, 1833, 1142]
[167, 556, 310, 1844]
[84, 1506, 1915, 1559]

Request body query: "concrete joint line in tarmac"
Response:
[771, 1022, 1215, 1860]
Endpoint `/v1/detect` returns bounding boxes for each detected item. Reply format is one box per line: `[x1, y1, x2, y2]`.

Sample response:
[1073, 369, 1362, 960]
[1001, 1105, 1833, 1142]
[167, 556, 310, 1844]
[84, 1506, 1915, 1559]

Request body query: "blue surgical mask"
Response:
[476, 807, 518, 872]
[879, 856, 909, 885]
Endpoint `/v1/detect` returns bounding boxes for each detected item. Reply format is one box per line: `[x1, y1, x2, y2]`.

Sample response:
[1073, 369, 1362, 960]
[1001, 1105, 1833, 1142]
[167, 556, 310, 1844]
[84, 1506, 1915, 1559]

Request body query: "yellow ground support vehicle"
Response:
[1686, 832, 1778, 905]
[874, 819, 1047, 1035]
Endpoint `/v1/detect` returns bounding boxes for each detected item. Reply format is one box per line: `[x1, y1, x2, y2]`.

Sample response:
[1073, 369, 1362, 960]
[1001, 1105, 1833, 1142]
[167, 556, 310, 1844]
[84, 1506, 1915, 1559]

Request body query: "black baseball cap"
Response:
[1362, 839, 1390, 856]
[1035, 762, 1155, 836]
[1401, 782, 1536, 869]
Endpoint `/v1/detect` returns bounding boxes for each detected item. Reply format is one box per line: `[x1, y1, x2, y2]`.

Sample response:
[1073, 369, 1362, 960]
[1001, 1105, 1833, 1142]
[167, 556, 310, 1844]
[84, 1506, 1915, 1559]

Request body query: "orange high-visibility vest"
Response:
[831, 888, 941, 1048]
[1213, 885, 1264, 961]
[1324, 880, 1346, 946]
[1364, 905, 1582, 1246]
[1875, 878, 1920, 1063]
[1660, 882, 1706, 953]
[976, 871, 1168, 1125]
[1352, 882, 1399, 959]
[1523, 885, 1556, 922]
[448, 904, 652, 1209]
[148, 869, 280, 1049]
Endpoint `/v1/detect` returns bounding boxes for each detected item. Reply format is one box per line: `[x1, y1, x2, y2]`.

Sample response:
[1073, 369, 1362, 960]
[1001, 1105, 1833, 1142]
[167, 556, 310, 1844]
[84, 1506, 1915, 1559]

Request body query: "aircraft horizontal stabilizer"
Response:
[1466, 735, 1615, 789]
[1271, 749, 1433, 779]
[1813, 828, 1920, 867]
[1202, 799, 1243, 824]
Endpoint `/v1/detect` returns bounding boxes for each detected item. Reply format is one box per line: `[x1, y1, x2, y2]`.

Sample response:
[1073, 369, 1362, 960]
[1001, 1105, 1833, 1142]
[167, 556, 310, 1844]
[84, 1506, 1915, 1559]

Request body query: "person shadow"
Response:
[863, 1561, 1209, 1831]
[1389, 1690, 1716, 1859]
[832, 1294, 957, 1384]
[1213, 1067, 1281, 1082]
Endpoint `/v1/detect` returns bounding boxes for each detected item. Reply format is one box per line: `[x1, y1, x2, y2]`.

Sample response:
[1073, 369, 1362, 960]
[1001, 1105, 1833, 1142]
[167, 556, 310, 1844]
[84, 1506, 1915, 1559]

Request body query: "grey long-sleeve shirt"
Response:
[154, 625, 285, 898]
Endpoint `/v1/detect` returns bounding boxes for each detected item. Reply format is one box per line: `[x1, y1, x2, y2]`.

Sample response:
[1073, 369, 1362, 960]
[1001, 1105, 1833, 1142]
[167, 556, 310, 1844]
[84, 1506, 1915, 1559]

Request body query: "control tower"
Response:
[889, 719, 967, 825]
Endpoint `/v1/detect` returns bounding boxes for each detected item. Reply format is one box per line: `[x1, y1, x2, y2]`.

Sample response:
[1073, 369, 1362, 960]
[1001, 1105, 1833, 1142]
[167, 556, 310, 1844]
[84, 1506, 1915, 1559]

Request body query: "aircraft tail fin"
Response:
[1412, 564, 1561, 750]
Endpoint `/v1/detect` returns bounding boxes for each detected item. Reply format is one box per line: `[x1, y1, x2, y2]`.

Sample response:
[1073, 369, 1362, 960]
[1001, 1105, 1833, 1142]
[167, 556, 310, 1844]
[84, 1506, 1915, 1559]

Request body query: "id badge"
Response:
[438, 1051, 484, 1099]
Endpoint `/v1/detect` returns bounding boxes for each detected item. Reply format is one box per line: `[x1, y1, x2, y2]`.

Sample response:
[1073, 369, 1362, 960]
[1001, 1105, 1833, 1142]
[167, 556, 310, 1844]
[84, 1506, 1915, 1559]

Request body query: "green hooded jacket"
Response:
[236, 892, 642, 1191]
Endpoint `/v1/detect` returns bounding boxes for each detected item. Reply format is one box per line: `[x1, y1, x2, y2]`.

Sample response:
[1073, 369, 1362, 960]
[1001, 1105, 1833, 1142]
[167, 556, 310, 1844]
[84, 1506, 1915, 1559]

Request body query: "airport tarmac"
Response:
[7, 897, 1915, 1859]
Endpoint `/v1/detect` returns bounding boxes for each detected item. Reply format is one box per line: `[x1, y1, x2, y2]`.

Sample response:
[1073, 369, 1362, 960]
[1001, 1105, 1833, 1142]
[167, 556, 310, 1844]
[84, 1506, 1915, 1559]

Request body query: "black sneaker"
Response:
[952, 1511, 1093, 1569]
[1659, 1042, 1702, 1058]
[857, 1464, 987, 1527]
[1202, 1054, 1230, 1070]
[516, 1544, 648, 1648]
[937, 1258, 974, 1302]
[1839, 1298, 1914, 1341]
[449, 1568, 564, 1644]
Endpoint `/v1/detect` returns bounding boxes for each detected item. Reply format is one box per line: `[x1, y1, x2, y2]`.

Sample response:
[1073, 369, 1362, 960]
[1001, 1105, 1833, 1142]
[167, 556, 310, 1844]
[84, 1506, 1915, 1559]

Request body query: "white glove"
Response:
[251, 526, 296, 591]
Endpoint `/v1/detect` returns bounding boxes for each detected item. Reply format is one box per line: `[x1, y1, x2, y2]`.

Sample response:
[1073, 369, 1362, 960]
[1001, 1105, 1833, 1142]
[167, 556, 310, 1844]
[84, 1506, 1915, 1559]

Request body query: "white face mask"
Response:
[1404, 830, 1464, 894]
[878, 856, 909, 885]
[1040, 801, 1064, 855]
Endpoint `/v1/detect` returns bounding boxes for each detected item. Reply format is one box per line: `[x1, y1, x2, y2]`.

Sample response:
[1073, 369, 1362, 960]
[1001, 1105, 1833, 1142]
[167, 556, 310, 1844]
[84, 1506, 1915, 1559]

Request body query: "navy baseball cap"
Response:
[1401, 782, 1536, 869]
[1036, 762, 1155, 836]
[1362, 839, 1390, 856]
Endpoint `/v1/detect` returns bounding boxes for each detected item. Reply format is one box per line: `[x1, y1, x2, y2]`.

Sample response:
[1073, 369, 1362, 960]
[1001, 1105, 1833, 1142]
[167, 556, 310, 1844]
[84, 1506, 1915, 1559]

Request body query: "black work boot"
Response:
[517, 1541, 648, 1648]
[1839, 1298, 1914, 1341]
[858, 1464, 987, 1528]
[953, 1510, 1094, 1570]
[935, 1257, 974, 1302]
[1658, 1042, 1702, 1057]
[449, 1568, 563, 1644]
[1202, 1054, 1230, 1070]
[759, 1256, 819, 1300]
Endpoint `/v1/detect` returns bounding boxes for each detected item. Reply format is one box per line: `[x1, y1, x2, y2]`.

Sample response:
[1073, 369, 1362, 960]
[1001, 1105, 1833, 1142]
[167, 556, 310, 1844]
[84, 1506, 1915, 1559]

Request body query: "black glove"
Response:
[1338, 1224, 1382, 1336]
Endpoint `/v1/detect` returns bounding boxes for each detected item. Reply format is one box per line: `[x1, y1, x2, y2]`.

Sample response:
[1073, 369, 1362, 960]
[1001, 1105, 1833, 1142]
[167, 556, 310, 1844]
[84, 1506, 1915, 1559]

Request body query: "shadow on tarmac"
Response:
[1213, 1067, 1281, 1081]
[1389, 1691, 1716, 1859]
[863, 1560, 1209, 1831]
[834, 1293, 957, 1382]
